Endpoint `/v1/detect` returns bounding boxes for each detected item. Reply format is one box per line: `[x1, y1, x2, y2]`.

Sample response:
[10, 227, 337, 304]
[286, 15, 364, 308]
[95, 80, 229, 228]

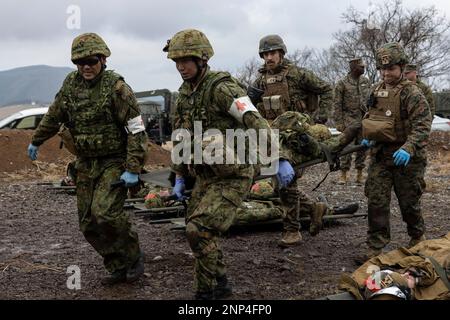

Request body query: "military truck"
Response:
[434, 91, 450, 118]
[135, 89, 177, 145]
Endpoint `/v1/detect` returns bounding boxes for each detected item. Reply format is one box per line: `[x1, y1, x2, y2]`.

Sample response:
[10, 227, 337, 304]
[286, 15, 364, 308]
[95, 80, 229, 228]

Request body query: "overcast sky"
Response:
[1, 0, 449, 92]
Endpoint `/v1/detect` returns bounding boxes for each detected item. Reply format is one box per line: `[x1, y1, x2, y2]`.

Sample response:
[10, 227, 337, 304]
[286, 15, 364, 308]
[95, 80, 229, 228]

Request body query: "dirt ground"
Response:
[0, 130, 449, 300]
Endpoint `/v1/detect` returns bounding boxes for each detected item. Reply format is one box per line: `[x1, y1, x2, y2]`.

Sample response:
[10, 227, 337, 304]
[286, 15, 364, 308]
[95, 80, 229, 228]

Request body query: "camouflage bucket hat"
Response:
[71, 33, 111, 61]
[163, 29, 214, 61]
[349, 57, 365, 67]
[259, 34, 287, 57]
[404, 64, 417, 73]
[271, 111, 312, 134]
[375, 42, 409, 69]
[307, 124, 331, 141]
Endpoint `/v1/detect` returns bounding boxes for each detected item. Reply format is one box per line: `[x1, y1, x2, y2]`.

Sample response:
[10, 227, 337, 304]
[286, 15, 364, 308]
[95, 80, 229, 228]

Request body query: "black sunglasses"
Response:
[73, 57, 100, 66]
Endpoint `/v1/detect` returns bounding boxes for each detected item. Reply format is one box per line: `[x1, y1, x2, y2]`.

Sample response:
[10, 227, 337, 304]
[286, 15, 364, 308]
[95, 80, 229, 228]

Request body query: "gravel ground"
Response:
[1, 156, 449, 300]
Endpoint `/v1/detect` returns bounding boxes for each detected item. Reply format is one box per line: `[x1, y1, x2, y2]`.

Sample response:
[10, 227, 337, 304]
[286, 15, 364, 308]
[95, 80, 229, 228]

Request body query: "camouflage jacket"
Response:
[368, 79, 432, 159]
[416, 80, 436, 117]
[31, 70, 148, 173]
[271, 111, 354, 167]
[333, 73, 370, 128]
[252, 59, 333, 123]
[172, 67, 272, 178]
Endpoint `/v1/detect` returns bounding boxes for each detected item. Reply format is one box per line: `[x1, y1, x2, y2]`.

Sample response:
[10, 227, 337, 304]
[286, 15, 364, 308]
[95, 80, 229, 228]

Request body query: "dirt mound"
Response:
[0, 129, 171, 181]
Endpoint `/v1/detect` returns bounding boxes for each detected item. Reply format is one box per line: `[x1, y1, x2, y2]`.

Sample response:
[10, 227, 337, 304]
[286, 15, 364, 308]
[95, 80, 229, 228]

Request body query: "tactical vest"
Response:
[362, 80, 411, 144]
[61, 70, 127, 158]
[176, 71, 245, 133]
[258, 65, 291, 120]
[175, 71, 252, 178]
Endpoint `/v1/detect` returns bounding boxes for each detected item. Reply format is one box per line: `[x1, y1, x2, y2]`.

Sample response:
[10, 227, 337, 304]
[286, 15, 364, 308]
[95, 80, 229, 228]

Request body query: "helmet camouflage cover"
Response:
[163, 29, 214, 61]
[71, 33, 111, 61]
[271, 111, 313, 134]
[307, 124, 332, 141]
[375, 42, 409, 69]
[259, 34, 287, 57]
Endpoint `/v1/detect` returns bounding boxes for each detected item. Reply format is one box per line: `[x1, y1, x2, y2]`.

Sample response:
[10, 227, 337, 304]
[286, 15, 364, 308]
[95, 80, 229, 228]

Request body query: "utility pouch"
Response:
[58, 125, 78, 155]
[362, 114, 397, 142]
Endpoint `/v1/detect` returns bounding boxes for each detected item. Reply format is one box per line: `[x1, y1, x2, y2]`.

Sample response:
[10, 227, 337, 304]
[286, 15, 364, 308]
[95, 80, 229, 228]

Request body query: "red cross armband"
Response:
[125, 115, 146, 134]
[228, 96, 259, 123]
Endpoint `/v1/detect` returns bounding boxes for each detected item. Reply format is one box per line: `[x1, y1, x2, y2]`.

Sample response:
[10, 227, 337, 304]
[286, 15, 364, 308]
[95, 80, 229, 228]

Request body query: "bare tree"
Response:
[333, 0, 450, 88]
[234, 57, 260, 88]
[286, 47, 314, 68]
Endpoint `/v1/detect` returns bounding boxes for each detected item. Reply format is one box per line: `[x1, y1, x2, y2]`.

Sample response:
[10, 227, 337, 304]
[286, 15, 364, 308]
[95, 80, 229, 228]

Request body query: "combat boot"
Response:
[338, 170, 348, 185]
[354, 247, 382, 265]
[214, 276, 232, 299]
[278, 231, 302, 247]
[408, 235, 426, 248]
[309, 203, 327, 236]
[126, 252, 145, 283]
[356, 169, 364, 184]
[101, 269, 127, 286]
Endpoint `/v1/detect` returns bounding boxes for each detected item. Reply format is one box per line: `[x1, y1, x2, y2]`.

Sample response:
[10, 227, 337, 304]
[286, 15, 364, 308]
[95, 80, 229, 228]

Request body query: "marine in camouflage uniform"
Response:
[360, 43, 432, 261]
[164, 29, 273, 299]
[249, 35, 335, 246]
[28, 33, 148, 284]
[333, 58, 371, 184]
[404, 64, 436, 117]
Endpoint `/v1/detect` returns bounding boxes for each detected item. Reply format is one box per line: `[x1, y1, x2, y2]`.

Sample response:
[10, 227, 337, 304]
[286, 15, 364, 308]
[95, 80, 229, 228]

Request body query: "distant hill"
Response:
[0, 65, 74, 107]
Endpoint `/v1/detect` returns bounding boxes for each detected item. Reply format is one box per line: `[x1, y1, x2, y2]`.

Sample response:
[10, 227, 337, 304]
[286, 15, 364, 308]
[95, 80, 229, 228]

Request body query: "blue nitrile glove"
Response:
[361, 139, 375, 148]
[172, 176, 186, 200]
[27, 143, 39, 161]
[393, 148, 411, 166]
[120, 171, 139, 187]
[276, 160, 295, 189]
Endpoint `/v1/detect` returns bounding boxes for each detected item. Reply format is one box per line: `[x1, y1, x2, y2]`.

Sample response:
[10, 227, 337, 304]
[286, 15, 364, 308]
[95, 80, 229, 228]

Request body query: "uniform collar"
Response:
[179, 66, 211, 95]
[76, 68, 105, 87]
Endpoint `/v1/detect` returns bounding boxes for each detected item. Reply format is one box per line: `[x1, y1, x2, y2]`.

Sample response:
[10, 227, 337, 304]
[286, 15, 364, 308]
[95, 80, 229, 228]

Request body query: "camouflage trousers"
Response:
[75, 157, 141, 274]
[340, 135, 367, 171]
[365, 155, 426, 249]
[273, 177, 317, 232]
[185, 174, 252, 293]
[234, 200, 284, 225]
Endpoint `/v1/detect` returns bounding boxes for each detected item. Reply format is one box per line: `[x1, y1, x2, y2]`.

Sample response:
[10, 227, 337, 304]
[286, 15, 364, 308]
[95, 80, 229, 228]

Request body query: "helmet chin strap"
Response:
[187, 58, 207, 84]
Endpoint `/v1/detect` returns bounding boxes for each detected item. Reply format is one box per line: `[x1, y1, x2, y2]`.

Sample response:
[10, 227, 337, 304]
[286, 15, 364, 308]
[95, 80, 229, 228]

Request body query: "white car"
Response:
[431, 115, 450, 132]
[0, 107, 49, 130]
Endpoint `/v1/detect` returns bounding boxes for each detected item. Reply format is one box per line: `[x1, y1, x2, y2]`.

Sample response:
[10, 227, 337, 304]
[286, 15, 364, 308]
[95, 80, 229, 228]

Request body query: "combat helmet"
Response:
[364, 270, 412, 300]
[375, 42, 409, 69]
[271, 111, 313, 134]
[259, 34, 287, 57]
[307, 124, 332, 142]
[71, 33, 111, 62]
[163, 29, 214, 61]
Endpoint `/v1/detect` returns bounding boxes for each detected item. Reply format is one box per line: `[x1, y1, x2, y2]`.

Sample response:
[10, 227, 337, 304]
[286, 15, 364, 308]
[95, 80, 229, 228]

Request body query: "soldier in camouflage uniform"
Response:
[359, 43, 432, 263]
[404, 64, 436, 117]
[27, 33, 148, 284]
[164, 29, 275, 299]
[334, 58, 371, 185]
[249, 34, 335, 247]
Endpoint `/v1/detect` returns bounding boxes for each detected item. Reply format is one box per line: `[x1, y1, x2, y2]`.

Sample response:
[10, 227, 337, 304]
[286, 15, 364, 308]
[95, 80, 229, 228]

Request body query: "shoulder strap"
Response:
[417, 253, 450, 290]
[203, 71, 232, 106]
